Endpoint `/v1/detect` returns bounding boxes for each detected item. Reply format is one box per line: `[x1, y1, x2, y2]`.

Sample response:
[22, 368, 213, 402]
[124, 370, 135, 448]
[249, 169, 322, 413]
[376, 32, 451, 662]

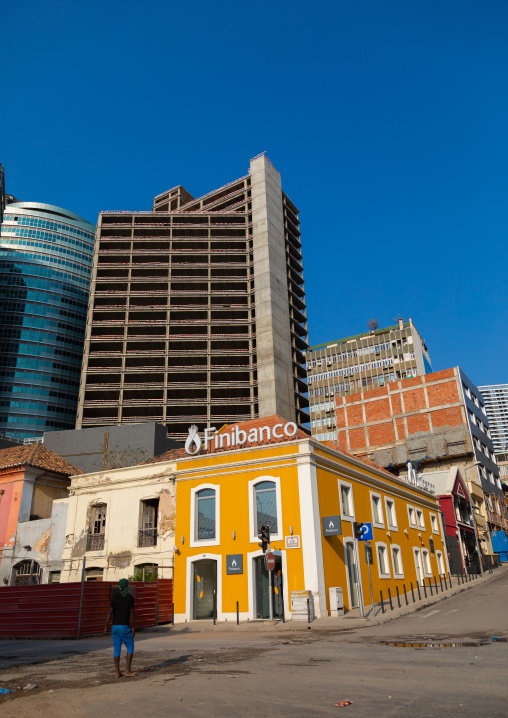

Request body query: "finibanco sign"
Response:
[185, 421, 298, 455]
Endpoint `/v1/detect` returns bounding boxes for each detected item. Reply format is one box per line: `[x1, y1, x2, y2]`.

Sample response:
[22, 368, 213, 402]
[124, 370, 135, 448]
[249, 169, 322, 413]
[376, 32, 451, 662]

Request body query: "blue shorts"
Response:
[111, 625, 134, 657]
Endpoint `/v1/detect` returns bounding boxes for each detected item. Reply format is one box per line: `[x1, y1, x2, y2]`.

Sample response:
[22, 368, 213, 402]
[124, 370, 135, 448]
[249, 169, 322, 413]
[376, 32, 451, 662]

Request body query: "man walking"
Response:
[104, 578, 136, 677]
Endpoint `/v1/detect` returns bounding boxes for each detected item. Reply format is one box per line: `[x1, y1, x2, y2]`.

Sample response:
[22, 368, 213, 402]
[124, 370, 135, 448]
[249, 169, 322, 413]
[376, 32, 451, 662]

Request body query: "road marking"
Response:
[444, 609, 458, 615]
[423, 610, 440, 618]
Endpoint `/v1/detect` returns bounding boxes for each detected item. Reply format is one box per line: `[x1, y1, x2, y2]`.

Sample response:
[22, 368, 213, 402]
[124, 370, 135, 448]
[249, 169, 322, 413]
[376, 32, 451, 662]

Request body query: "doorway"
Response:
[192, 559, 217, 619]
[413, 548, 424, 586]
[344, 541, 359, 609]
[254, 555, 283, 619]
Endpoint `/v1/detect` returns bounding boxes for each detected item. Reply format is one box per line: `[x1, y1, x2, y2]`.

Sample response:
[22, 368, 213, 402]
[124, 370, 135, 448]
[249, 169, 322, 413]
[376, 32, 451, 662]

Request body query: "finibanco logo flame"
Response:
[185, 425, 202, 455]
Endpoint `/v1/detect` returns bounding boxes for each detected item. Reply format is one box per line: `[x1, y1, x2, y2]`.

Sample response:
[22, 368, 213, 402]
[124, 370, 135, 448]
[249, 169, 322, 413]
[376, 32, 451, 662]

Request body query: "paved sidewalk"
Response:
[148, 565, 507, 635]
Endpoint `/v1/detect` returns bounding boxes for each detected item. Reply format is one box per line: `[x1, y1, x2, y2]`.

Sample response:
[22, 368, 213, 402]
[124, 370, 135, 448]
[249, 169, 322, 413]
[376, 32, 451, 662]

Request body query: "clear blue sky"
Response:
[2, 1, 507, 387]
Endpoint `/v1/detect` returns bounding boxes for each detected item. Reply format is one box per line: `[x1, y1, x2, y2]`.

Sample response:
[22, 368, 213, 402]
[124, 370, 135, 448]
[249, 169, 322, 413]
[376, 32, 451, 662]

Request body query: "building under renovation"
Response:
[76, 155, 309, 440]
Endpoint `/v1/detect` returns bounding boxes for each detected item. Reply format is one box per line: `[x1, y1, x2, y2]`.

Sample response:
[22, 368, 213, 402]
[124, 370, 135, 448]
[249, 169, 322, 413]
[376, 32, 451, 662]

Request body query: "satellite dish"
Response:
[368, 318, 379, 332]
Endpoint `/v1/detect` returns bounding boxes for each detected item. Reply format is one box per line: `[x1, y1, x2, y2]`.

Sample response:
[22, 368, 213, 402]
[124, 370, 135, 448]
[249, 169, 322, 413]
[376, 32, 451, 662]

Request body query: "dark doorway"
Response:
[254, 555, 283, 619]
[192, 559, 217, 620]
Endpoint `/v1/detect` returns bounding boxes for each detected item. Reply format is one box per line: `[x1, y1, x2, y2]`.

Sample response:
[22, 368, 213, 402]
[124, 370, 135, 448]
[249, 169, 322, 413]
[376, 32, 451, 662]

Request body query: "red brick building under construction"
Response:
[334, 367, 507, 556]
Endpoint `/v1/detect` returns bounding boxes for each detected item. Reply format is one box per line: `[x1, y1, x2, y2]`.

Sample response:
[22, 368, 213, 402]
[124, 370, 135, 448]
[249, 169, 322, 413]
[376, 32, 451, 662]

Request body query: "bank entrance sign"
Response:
[185, 421, 298, 455]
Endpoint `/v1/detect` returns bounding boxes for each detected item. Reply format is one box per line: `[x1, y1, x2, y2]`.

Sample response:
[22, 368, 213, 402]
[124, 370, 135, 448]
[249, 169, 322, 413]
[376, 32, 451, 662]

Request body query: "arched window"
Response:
[13, 560, 41, 585]
[254, 481, 278, 534]
[196, 488, 216, 540]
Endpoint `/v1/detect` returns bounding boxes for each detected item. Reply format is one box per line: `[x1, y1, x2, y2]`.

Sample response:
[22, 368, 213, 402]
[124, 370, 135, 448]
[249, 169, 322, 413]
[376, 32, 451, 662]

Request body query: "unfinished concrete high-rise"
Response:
[76, 155, 309, 440]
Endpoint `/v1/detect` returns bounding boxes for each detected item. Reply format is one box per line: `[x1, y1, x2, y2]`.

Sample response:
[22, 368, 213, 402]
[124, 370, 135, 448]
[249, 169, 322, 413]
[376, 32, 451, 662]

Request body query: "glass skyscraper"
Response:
[0, 201, 95, 440]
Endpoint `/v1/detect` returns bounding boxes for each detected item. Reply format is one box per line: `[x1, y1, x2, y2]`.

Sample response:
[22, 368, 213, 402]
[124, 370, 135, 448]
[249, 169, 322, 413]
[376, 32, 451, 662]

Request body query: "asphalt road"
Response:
[0, 570, 506, 717]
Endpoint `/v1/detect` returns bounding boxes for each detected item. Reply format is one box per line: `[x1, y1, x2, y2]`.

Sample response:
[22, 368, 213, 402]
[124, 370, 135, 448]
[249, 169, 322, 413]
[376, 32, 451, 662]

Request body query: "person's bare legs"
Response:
[125, 652, 135, 676]
[114, 656, 123, 678]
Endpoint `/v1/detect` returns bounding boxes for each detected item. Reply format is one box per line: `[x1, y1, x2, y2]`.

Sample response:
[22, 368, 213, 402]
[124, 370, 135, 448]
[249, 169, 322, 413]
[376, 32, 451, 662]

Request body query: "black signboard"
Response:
[322, 515, 342, 537]
[226, 554, 243, 575]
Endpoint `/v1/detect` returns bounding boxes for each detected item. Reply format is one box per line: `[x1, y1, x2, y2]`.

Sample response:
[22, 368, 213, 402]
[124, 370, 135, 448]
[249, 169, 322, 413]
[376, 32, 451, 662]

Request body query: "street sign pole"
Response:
[354, 539, 364, 618]
[365, 542, 375, 617]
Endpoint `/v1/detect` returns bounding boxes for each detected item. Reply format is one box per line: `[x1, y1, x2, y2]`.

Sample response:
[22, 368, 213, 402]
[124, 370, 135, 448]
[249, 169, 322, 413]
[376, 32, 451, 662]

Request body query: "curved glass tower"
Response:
[0, 202, 95, 440]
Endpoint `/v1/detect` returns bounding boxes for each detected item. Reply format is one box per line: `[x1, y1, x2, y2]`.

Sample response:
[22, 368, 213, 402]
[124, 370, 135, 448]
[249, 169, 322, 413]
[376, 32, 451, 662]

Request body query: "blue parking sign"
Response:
[357, 522, 373, 541]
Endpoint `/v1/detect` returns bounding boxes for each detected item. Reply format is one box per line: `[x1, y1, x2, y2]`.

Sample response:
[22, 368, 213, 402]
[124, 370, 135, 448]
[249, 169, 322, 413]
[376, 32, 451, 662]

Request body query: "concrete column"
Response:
[297, 447, 327, 618]
[250, 155, 295, 422]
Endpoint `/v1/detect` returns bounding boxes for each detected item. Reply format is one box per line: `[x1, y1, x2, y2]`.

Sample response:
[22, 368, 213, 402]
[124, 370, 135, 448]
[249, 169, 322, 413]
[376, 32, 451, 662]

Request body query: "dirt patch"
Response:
[0, 645, 265, 704]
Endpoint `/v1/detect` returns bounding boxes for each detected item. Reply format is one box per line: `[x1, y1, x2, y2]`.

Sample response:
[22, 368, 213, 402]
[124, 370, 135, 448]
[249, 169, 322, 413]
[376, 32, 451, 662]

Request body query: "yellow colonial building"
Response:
[155, 415, 449, 622]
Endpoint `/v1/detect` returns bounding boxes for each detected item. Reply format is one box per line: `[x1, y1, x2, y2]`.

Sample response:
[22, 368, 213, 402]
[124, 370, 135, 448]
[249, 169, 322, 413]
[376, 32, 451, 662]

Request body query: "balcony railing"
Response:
[86, 533, 105, 551]
[138, 529, 158, 547]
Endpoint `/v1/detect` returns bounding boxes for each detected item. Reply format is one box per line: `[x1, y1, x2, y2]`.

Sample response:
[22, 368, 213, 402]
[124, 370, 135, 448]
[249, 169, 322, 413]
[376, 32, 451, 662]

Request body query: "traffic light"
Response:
[258, 523, 270, 553]
[354, 522, 364, 539]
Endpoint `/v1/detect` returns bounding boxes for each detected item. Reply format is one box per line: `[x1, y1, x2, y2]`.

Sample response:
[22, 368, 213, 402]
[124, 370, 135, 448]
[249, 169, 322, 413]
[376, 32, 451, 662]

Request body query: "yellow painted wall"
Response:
[315, 453, 448, 612]
[173, 445, 305, 618]
[172, 440, 448, 620]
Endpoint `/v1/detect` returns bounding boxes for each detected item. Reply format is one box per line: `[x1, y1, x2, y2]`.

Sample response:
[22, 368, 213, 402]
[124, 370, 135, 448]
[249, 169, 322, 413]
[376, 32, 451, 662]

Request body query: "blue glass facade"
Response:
[0, 202, 95, 439]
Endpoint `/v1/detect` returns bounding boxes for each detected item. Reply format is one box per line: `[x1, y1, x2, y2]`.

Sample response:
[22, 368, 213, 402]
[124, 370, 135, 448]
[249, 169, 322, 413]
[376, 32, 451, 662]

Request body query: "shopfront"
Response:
[169, 415, 448, 622]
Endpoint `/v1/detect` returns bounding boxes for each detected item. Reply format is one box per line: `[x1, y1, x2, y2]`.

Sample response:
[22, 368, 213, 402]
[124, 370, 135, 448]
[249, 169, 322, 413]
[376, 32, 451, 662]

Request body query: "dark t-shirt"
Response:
[110, 592, 135, 626]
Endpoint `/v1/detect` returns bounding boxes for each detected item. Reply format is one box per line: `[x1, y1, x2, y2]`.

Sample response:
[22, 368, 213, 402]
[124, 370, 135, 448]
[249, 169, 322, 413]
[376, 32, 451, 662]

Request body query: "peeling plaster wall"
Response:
[0, 518, 52, 586]
[59, 461, 177, 584]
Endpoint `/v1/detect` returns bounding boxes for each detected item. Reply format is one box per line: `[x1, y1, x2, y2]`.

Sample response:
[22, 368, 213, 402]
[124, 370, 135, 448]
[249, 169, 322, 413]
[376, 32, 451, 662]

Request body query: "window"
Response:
[391, 546, 404, 578]
[436, 551, 445, 576]
[376, 543, 391, 578]
[87, 504, 106, 551]
[13, 560, 42, 585]
[254, 481, 278, 534]
[139, 499, 159, 547]
[196, 489, 216, 540]
[421, 549, 432, 576]
[48, 571, 61, 584]
[339, 481, 354, 520]
[407, 505, 417, 528]
[430, 513, 439, 535]
[385, 498, 398, 530]
[416, 509, 425, 530]
[191, 484, 220, 546]
[371, 493, 384, 528]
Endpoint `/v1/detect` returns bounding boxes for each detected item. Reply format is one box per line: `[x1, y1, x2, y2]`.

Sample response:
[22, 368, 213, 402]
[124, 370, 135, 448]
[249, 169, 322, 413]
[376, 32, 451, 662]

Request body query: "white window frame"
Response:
[370, 492, 385, 528]
[436, 550, 445, 577]
[339, 480, 355, 522]
[416, 508, 426, 531]
[407, 505, 417, 528]
[391, 544, 404, 578]
[248, 475, 283, 544]
[376, 542, 391, 579]
[384, 497, 398, 531]
[430, 512, 440, 535]
[190, 483, 220, 548]
[421, 548, 432, 576]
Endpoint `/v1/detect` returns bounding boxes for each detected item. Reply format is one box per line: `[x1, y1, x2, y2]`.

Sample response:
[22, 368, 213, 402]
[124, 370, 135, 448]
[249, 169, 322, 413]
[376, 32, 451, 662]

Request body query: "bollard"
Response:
[380, 590, 385, 614]
[236, 601, 239, 625]
[172, 602, 175, 626]
[423, 581, 427, 599]
[403, 584, 408, 606]
[428, 578, 433, 597]
[411, 582, 415, 603]
[156, 604, 159, 626]
[387, 588, 394, 611]
[448, 573, 452, 588]
[396, 585, 401, 608]
[444, 574, 448, 591]
[417, 582, 421, 601]
[434, 576, 438, 594]
[307, 598, 311, 624]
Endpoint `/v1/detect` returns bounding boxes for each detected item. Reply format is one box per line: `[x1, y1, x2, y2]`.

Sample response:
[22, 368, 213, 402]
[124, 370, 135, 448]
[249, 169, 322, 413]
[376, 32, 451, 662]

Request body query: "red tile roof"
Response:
[0, 443, 82, 476]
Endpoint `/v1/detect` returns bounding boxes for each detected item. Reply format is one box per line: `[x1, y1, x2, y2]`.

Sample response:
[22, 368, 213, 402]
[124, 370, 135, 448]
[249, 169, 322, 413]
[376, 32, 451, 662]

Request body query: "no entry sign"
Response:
[265, 551, 276, 571]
